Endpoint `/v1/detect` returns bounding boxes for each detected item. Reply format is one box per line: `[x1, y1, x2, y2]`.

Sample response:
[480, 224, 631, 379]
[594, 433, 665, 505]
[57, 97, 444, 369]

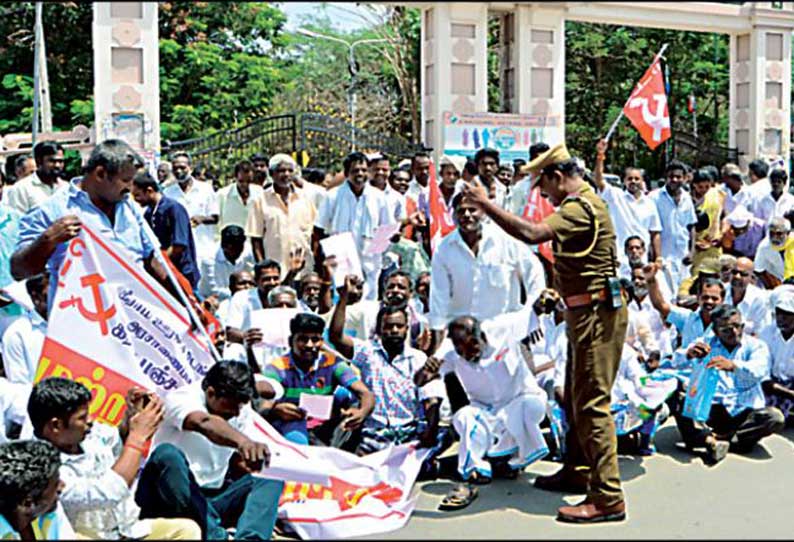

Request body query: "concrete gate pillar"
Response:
[513, 5, 566, 126]
[421, 3, 489, 157]
[92, 2, 160, 166]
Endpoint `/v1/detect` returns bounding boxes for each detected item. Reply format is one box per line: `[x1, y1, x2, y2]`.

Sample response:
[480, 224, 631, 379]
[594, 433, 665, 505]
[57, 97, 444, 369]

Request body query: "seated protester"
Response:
[719, 254, 738, 286]
[2, 273, 48, 385]
[216, 270, 255, 327]
[264, 313, 375, 447]
[643, 262, 725, 351]
[610, 345, 670, 456]
[726, 257, 769, 335]
[755, 217, 794, 289]
[760, 285, 794, 422]
[329, 276, 447, 458]
[677, 256, 721, 300]
[721, 205, 765, 259]
[198, 225, 255, 302]
[415, 309, 548, 510]
[28, 378, 201, 540]
[526, 289, 567, 394]
[620, 235, 675, 301]
[0, 378, 30, 444]
[672, 305, 784, 464]
[225, 258, 282, 345]
[627, 266, 675, 358]
[297, 272, 334, 320]
[136, 361, 282, 541]
[380, 271, 429, 350]
[0, 439, 76, 540]
[132, 170, 200, 290]
[338, 274, 381, 340]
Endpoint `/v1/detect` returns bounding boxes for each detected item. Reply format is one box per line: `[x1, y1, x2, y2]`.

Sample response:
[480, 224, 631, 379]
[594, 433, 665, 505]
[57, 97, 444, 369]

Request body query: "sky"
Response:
[279, 2, 377, 32]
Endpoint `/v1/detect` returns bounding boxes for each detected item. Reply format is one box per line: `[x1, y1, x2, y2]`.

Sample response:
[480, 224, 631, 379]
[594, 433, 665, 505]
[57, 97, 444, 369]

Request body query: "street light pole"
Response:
[297, 28, 387, 152]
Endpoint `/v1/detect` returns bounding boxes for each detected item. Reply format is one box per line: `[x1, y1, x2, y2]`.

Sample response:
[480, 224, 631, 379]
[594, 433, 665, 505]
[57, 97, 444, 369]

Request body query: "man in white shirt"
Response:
[216, 160, 263, 230]
[313, 151, 393, 299]
[1, 273, 48, 385]
[718, 163, 752, 216]
[650, 160, 697, 287]
[752, 168, 794, 223]
[761, 285, 794, 422]
[755, 217, 792, 289]
[416, 309, 548, 507]
[594, 139, 663, 260]
[225, 259, 282, 345]
[471, 148, 508, 209]
[745, 158, 771, 220]
[429, 191, 545, 341]
[5, 141, 68, 215]
[405, 151, 431, 213]
[0, 378, 29, 444]
[726, 257, 769, 335]
[28, 377, 200, 540]
[163, 152, 219, 265]
[136, 361, 282, 541]
[198, 225, 255, 301]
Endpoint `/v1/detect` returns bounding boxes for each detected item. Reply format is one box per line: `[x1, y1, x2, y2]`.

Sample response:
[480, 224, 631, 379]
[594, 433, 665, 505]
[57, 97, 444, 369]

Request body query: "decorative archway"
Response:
[415, 1, 794, 170]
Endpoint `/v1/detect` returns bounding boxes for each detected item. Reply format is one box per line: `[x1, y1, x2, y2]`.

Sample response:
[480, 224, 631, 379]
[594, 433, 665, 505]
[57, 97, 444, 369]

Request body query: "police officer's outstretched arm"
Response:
[461, 184, 554, 245]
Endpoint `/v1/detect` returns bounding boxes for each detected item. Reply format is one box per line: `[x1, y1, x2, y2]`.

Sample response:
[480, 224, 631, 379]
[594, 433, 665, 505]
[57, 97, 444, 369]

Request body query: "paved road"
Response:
[375, 421, 794, 539]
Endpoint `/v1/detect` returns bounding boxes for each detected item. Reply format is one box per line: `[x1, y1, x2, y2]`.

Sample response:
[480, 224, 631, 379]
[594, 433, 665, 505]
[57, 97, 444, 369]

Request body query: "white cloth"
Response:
[4, 172, 68, 214]
[718, 184, 752, 216]
[752, 191, 794, 223]
[198, 245, 255, 300]
[298, 181, 326, 212]
[216, 183, 264, 231]
[1, 309, 46, 384]
[429, 223, 546, 330]
[598, 184, 662, 254]
[163, 179, 219, 263]
[754, 236, 788, 281]
[225, 287, 264, 331]
[759, 321, 794, 380]
[0, 378, 30, 444]
[383, 186, 407, 223]
[650, 187, 697, 266]
[746, 177, 771, 219]
[611, 345, 647, 405]
[628, 296, 675, 357]
[58, 422, 150, 540]
[152, 381, 254, 489]
[727, 282, 770, 335]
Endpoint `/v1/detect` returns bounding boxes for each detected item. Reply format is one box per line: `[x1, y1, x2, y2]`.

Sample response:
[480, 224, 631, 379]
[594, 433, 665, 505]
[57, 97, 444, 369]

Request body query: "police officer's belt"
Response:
[563, 287, 623, 309]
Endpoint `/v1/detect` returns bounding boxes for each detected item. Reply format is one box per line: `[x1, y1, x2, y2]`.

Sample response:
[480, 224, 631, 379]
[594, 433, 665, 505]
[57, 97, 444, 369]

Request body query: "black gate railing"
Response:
[162, 113, 424, 176]
[672, 132, 740, 168]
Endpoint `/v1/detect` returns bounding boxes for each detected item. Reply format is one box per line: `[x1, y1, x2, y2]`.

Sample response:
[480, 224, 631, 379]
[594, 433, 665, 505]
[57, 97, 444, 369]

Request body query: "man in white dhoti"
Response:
[416, 309, 547, 510]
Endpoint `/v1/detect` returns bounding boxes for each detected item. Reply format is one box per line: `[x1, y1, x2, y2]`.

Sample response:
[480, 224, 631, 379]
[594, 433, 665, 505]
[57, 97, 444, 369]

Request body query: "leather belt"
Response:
[563, 288, 610, 309]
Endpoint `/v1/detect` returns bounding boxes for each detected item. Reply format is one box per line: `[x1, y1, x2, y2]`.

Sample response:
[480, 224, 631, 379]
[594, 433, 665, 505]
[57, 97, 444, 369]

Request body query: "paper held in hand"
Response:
[320, 232, 364, 285]
[364, 222, 402, 256]
[300, 392, 334, 421]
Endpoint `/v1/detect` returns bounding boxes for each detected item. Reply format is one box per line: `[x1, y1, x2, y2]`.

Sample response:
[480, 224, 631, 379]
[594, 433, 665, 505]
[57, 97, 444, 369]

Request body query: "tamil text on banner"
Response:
[37, 225, 214, 426]
[39, 225, 430, 539]
[622, 56, 671, 150]
[442, 111, 563, 162]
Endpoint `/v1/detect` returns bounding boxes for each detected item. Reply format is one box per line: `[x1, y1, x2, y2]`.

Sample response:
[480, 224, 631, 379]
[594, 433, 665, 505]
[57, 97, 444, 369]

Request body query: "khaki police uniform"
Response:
[530, 144, 628, 508]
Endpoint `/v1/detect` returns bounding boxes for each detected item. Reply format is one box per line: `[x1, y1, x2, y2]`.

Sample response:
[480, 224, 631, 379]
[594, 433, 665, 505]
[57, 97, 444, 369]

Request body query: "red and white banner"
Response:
[428, 162, 456, 252]
[522, 186, 555, 263]
[37, 225, 428, 539]
[623, 56, 671, 150]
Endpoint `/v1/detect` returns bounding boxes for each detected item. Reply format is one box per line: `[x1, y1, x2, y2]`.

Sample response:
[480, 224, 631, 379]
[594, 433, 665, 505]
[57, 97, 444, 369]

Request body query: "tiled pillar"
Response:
[514, 6, 566, 137]
[421, 3, 488, 159]
[92, 2, 160, 167]
[729, 5, 792, 171]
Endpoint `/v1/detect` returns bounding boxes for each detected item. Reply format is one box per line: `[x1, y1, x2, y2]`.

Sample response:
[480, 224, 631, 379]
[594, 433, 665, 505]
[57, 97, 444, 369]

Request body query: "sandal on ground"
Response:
[468, 471, 492, 485]
[438, 484, 479, 511]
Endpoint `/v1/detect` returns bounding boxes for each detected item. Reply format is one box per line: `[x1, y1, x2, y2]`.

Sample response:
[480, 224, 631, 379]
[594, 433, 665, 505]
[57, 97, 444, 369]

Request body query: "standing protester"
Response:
[132, 171, 200, 290]
[463, 143, 629, 524]
[163, 151, 219, 266]
[217, 160, 263, 230]
[5, 141, 68, 215]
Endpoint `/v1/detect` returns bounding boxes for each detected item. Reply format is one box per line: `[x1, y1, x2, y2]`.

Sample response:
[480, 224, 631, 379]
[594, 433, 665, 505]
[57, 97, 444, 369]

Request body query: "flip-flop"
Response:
[438, 484, 479, 511]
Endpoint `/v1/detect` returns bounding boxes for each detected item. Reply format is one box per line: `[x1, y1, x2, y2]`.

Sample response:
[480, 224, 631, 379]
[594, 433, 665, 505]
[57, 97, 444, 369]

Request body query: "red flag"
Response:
[522, 186, 555, 264]
[428, 162, 456, 253]
[623, 57, 671, 150]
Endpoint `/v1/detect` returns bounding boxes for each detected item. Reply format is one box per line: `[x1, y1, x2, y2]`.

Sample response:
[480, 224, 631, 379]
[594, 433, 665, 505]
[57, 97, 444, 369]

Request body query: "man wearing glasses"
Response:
[673, 304, 784, 464]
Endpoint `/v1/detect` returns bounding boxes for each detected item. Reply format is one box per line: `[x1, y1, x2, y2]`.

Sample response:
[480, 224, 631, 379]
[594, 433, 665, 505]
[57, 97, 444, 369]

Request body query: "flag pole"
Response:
[604, 43, 669, 143]
[140, 220, 222, 363]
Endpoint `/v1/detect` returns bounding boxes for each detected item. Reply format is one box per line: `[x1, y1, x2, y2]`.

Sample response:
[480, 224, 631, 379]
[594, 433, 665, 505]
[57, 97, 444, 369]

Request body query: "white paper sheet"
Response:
[320, 232, 364, 285]
[299, 392, 334, 421]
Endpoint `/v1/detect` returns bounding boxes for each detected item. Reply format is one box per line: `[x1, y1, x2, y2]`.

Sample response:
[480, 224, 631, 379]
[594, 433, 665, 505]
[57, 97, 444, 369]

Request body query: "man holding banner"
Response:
[10, 139, 174, 306]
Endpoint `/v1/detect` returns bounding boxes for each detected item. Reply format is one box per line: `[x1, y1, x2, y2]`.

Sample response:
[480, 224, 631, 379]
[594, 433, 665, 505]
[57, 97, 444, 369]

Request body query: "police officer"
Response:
[462, 143, 628, 524]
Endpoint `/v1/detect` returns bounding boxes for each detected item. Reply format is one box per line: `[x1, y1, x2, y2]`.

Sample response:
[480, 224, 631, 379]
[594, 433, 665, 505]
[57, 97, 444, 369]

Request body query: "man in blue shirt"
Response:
[10, 139, 173, 307]
[673, 305, 784, 464]
[132, 170, 200, 290]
